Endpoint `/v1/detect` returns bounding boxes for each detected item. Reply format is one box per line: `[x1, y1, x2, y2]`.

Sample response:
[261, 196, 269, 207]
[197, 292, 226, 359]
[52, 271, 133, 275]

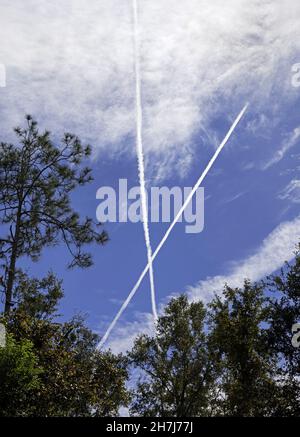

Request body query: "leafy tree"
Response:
[0, 115, 107, 314]
[1, 273, 129, 417]
[266, 245, 300, 415]
[129, 295, 214, 417]
[13, 270, 63, 320]
[208, 280, 278, 416]
[0, 334, 43, 416]
[90, 350, 130, 417]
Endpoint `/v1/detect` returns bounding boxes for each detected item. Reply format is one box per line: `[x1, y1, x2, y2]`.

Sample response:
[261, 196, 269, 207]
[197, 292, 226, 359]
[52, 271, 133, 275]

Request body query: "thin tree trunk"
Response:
[4, 204, 22, 315]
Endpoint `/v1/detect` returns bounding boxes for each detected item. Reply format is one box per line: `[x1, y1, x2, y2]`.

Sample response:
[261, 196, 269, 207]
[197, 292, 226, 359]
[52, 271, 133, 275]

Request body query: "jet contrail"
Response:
[132, 0, 158, 321]
[98, 104, 249, 349]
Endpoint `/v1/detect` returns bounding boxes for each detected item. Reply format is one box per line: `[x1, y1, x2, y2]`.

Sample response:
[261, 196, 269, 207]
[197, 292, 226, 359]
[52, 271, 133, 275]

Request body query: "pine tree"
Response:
[0, 116, 107, 314]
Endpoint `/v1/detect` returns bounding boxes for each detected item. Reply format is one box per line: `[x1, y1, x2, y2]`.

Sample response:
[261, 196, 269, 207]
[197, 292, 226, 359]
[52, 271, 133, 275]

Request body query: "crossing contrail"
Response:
[98, 103, 249, 349]
[132, 0, 158, 321]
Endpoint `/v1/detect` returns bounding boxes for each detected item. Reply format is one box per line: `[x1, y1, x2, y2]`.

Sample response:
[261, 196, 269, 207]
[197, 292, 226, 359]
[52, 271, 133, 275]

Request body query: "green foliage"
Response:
[1, 244, 299, 417]
[208, 281, 278, 416]
[91, 351, 130, 417]
[129, 295, 213, 417]
[130, 262, 300, 417]
[14, 271, 63, 320]
[3, 283, 130, 417]
[0, 334, 43, 416]
[265, 245, 300, 415]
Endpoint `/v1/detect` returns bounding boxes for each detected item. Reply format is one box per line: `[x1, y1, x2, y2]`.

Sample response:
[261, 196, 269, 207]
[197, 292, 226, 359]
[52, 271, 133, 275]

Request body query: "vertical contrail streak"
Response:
[98, 103, 249, 349]
[132, 0, 158, 321]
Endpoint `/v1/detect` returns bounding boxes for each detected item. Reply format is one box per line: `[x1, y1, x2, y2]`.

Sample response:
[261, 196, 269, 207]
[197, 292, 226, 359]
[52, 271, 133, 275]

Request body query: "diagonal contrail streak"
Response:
[98, 103, 249, 349]
[132, 0, 158, 321]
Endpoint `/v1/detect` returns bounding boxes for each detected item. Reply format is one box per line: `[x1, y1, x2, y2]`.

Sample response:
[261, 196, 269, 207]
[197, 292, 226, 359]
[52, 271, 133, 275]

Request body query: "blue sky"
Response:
[0, 1, 300, 352]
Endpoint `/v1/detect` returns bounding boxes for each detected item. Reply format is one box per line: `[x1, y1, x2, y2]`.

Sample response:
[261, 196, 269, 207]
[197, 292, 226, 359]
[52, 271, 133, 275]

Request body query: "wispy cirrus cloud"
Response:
[279, 179, 300, 204]
[221, 191, 247, 205]
[0, 1, 299, 178]
[263, 127, 300, 170]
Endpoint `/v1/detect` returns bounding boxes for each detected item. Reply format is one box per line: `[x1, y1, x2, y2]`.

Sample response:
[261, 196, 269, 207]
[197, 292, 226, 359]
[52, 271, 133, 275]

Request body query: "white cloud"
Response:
[105, 312, 155, 354]
[104, 215, 300, 353]
[187, 215, 300, 302]
[263, 127, 300, 170]
[279, 179, 300, 203]
[0, 1, 299, 178]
